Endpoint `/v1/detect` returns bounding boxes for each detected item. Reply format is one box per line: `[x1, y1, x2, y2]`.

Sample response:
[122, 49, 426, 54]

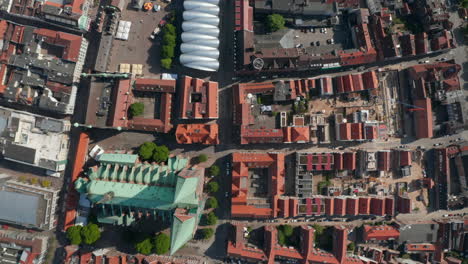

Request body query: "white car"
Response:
[89, 145, 104, 160]
[153, 4, 161, 11]
[150, 27, 160, 39]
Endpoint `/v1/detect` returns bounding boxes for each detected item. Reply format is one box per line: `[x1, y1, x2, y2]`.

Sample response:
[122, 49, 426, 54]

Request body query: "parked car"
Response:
[153, 4, 161, 11]
[150, 27, 160, 39]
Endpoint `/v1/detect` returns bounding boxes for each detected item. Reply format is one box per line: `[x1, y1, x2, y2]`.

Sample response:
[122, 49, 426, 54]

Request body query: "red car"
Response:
[159, 19, 167, 27]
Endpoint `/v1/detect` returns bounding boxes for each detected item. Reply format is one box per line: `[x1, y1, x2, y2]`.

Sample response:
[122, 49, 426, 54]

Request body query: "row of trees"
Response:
[18, 176, 51, 187]
[66, 224, 101, 245]
[160, 23, 177, 69]
[138, 142, 170, 163]
[135, 233, 170, 255]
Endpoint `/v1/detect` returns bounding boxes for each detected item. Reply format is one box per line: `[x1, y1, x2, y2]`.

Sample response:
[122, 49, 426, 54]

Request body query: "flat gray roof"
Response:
[0, 190, 39, 227]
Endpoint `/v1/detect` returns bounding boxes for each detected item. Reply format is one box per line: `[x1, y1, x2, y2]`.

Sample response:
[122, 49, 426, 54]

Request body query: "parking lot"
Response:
[293, 26, 351, 55]
[107, 1, 171, 77]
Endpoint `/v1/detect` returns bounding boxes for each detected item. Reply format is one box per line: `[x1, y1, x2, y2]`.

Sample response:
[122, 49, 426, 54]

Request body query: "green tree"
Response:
[66, 226, 82, 245]
[18, 176, 27, 182]
[30, 178, 38, 185]
[41, 180, 51, 188]
[129, 102, 145, 117]
[154, 233, 170, 255]
[81, 223, 101, 245]
[161, 45, 175, 59]
[201, 228, 214, 239]
[152, 145, 169, 163]
[163, 34, 176, 46]
[207, 181, 219, 193]
[205, 212, 218, 225]
[162, 23, 176, 35]
[209, 165, 220, 176]
[401, 254, 410, 259]
[138, 142, 156, 160]
[312, 224, 325, 235]
[135, 238, 153, 255]
[277, 229, 286, 246]
[282, 225, 293, 237]
[347, 242, 355, 252]
[161, 58, 172, 69]
[206, 197, 218, 209]
[198, 154, 208, 163]
[265, 14, 285, 32]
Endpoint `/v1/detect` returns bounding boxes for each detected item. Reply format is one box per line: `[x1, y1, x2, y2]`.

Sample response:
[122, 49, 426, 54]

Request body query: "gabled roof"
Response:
[170, 212, 197, 255]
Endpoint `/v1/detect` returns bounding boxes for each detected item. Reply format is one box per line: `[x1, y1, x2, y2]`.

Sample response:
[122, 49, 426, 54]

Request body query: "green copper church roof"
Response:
[75, 154, 204, 255]
[170, 214, 197, 255]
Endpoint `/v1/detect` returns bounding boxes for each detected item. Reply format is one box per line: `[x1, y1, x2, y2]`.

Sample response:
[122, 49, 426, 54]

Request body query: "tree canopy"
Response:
[81, 223, 101, 245]
[198, 154, 208, 163]
[138, 142, 157, 160]
[135, 238, 153, 255]
[265, 14, 285, 32]
[207, 181, 219, 193]
[161, 58, 172, 69]
[206, 197, 218, 209]
[66, 226, 82, 245]
[282, 225, 294, 237]
[201, 228, 214, 240]
[154, 233, 170, 255]
[137, 142, 170, 163]
[129, 102, 144, 117]
[209, 165, 220, 176]
[162, 23, 176, 35]
[205, 212, 218, 226]
[153, 145, 169, 163]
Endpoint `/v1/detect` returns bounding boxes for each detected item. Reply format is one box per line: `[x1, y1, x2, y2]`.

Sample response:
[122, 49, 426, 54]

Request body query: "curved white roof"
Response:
[183, 62, 219, 72]
[184, 1, 217, 10]
[181, 32, 218, 41]
[182, 21, 218, 31]
[186, 6, 219, 15]
[185, 49, 219, 59]
[184, 38, 219, 48]
[189, 17, 220, 25]
[181, 0, 220, 72]
[180, 54, 218, 64]
[181, 43, 218, 53]
[199, 0, 219, 5]
[183, 10, 218, 19]
[183, 27, 219, 37]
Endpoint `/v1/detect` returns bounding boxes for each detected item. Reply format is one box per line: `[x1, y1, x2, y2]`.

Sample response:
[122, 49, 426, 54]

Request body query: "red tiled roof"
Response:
[397, 195, 411, 214]
[414, 98, 433, 138]
[363, 225, 400, 241]
[343, 152, 356, 170]
[64, 132, 89, 231]
[346, 198, 358, 216]
[321, 77, 333, 95]
[180, 76, 218, 119]
[399, 151, 412, 166]
[134, 78, 176, 93]
[108, 79, 132, 128]
[240, 127, 284, 144]
[175, 123, 219, 145]
[33, 28, 83, 62]
[406, 243, 436, 252]
[385, 197, 394, 216]
[358, 197, 370, 215]
[370, 198, 385, 216]
[126, 92, 173, 133]
[334, 198, 346, 216]
[362, 71, 378, 90]
[377, 151, 391, 171]
[231, 152, 285, 218]
[283, 126, 310, 143]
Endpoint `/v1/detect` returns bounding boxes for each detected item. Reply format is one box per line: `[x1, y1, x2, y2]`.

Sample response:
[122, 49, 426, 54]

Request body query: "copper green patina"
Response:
[75, 154, 205, 255]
